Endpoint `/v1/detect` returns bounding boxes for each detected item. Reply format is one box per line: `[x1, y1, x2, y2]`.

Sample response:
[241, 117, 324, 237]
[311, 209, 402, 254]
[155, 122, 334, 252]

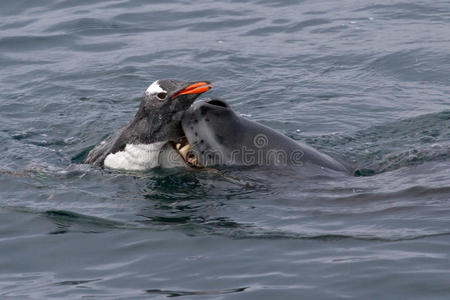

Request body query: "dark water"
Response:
[1, 0, 449, 298]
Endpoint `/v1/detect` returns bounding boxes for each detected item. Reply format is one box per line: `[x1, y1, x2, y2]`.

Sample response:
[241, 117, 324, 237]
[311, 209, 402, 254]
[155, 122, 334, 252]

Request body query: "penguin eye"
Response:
[157, 92, 167, 100]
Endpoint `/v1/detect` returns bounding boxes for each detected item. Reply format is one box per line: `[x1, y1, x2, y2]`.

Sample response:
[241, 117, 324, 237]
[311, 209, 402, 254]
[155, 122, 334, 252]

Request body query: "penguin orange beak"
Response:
[172, 82, 212, 99]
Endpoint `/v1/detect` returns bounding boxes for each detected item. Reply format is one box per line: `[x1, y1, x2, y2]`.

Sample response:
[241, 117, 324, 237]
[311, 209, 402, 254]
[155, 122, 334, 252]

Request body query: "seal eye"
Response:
[157, 92, 167, 100]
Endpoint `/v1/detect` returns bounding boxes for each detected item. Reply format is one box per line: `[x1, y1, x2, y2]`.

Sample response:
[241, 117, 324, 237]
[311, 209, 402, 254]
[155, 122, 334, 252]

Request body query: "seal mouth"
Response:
[172, 81, 212, 99]
[171, 138, 201, 168]
[169, 81, 213, 168]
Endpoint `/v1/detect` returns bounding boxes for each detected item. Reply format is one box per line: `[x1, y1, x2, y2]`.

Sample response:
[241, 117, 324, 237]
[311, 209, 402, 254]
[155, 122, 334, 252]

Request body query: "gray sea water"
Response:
[1, 0, 449, 299]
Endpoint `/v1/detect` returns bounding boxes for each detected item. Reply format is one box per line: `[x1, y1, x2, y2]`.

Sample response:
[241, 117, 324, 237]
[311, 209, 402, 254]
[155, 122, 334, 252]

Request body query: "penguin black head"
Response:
[131, 79, 212, 143]
[139, 79, 212, 116]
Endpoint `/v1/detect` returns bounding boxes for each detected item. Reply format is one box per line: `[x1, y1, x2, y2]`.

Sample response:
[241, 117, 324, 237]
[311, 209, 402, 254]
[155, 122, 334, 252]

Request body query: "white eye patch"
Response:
[145, 80, 166, 95]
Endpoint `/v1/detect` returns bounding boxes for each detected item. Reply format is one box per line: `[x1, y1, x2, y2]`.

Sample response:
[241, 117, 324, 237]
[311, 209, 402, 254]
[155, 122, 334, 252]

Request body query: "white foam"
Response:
[145, 80, 165, 95]
[104, 142, 166, 170]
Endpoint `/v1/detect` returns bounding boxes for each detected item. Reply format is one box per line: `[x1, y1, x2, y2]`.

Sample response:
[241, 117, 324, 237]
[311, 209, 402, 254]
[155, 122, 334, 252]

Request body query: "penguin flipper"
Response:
[85, 127, 126, 167]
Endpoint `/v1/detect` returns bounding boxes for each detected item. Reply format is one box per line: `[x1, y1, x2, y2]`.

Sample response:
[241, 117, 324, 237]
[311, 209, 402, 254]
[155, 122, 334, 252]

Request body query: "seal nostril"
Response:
[206, 99, 228, 108]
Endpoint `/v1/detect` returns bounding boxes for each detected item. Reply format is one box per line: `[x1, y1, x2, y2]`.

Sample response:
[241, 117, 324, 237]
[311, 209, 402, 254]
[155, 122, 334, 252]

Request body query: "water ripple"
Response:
[0, 0, 449, 298]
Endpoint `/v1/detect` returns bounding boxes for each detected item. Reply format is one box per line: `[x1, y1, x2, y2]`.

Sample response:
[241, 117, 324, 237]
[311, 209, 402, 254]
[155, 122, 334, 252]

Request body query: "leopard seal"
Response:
[180, 99, 352, 174]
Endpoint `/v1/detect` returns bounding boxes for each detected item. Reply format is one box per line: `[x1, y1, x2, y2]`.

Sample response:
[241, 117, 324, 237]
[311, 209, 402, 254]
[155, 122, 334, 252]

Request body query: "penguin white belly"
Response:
[104, 142, 166, 171]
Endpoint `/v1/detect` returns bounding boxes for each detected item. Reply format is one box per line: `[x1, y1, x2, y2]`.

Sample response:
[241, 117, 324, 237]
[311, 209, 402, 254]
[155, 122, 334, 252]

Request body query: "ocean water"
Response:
[0, 0, 449, 299]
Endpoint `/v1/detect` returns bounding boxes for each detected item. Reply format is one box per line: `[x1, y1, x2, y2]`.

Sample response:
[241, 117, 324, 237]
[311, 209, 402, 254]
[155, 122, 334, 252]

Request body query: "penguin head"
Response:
[140, 79, 212, 114]
[131, 79, 212, 143]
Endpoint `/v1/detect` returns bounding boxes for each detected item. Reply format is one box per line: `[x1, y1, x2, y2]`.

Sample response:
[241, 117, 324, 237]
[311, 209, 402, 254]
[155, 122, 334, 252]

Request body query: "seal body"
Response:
[181, 99, 352, 174]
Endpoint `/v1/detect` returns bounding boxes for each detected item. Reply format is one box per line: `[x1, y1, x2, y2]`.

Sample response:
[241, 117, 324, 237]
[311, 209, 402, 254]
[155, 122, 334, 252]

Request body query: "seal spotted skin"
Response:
[85, 79, 212, 170]
[181, 99, 352, 174]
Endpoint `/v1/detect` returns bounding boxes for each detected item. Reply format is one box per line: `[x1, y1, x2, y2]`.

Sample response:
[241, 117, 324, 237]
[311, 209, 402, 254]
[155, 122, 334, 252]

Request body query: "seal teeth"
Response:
[187, 153, 199, 166]
[179, 144, 191, 160]
[176, 143, 181, 150]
